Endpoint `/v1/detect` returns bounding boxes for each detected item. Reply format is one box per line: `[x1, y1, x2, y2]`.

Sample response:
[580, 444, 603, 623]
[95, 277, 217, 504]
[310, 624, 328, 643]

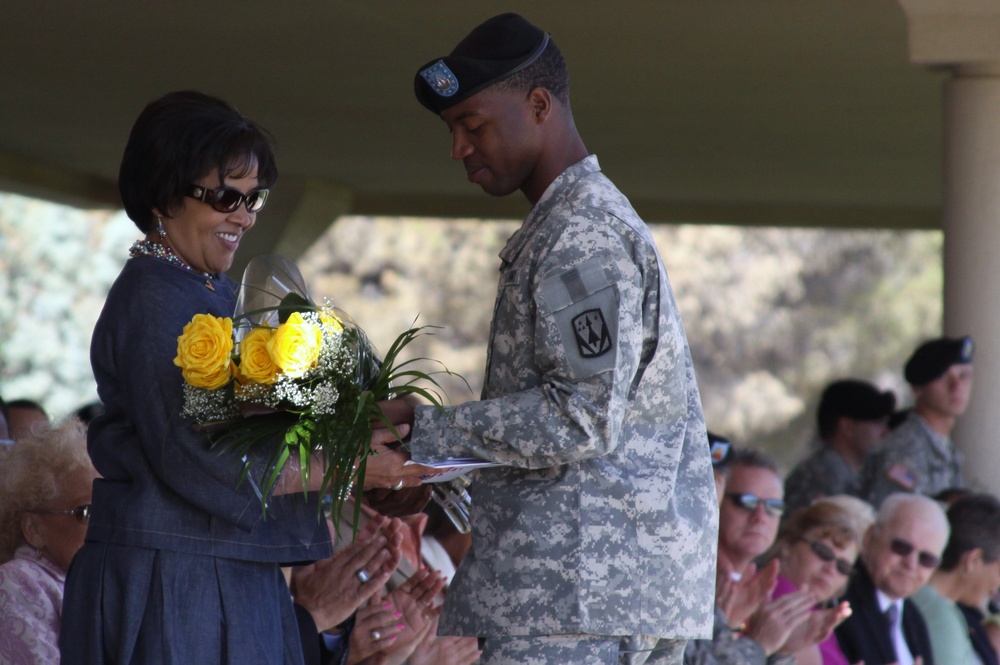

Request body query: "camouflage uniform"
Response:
[681, 607, 793, 665]
[783, 443, 859, 513]
[409, 156, 718, 657]
[859, 413, 963, 508]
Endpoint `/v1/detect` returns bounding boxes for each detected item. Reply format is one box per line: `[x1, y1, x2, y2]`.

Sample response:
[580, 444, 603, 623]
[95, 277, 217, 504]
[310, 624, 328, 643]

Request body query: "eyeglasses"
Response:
[889, 538, 941, 569]
[186, 185, 269, 213]
[805, 539, 854, 576]
[31, 504, 91, 525]
[725, 493, 785, 517]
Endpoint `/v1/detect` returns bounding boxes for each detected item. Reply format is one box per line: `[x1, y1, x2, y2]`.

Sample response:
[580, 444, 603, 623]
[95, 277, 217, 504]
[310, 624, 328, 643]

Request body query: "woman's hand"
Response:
[291, 516, 402, 631]
[744, 589, 816, 655]
[777, 598, 852, 655]
[364, 440, 441, 491]
[347, 597, 407, 664]
[716, 558, 779, 628]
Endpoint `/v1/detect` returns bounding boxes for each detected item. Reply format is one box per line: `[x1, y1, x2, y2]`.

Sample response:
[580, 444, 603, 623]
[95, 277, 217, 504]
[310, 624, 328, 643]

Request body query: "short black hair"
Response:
[118, 90, 278, 233]
[493, 39, 570, 107]
[939, 493, 1000, 571]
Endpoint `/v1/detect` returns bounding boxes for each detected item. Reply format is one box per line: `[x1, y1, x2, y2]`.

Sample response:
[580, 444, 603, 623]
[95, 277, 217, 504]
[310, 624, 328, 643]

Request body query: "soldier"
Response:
[860, 336, 974, 508]
[784, 379, 895, 513]
[394, 13, 719, 665]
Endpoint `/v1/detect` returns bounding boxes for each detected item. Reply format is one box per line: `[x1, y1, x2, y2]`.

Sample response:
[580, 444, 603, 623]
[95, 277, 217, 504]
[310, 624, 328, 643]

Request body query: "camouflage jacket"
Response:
[410, 155, 718, 639]
[783, 444, 859, 514]
[859, 413, 964, 508]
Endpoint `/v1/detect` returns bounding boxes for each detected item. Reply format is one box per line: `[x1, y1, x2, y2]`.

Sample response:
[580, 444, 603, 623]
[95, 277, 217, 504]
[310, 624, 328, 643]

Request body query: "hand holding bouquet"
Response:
[173, 255, 457, 525]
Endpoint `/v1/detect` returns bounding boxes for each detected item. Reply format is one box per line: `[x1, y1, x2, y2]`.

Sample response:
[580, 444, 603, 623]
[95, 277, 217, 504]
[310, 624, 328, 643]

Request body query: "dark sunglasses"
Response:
[186, 185, 269, 213]
[889, 538, 941, 569]
[805, 539, 854, 576]
[725, 492, 785, 517]
[32, 504, 91, 525]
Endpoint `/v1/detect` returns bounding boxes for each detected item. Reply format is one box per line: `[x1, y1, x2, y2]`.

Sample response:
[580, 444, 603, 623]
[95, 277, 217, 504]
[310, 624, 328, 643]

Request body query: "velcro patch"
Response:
[572, 309, 612, 358]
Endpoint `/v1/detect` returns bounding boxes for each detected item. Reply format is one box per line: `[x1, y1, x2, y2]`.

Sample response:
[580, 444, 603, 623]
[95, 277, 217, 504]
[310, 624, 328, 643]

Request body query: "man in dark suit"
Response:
[835, 493, 950, 665]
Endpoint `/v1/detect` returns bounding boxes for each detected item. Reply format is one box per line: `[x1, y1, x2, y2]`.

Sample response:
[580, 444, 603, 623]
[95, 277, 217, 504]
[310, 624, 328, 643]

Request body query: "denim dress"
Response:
[60, 256, 332, 664]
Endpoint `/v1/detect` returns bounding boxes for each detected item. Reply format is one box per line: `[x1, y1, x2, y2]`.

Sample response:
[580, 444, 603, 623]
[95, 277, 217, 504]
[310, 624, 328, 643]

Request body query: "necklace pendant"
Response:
[205, 280, 215, 291]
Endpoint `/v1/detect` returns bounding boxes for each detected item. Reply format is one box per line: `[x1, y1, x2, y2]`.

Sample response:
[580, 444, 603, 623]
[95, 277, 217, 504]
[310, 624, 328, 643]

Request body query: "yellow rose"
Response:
[268, 312, 322, 378]
[238, 327, 280, 384]
[174, 314, 234, 390]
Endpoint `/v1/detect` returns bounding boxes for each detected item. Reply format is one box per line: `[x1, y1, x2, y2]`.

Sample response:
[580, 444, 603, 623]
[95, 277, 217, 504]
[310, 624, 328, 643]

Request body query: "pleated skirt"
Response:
[59, 542, 304, 665]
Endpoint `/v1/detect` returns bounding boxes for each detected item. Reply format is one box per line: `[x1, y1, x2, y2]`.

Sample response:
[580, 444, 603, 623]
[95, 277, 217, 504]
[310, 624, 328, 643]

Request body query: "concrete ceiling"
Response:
[0, 2, 946, 237]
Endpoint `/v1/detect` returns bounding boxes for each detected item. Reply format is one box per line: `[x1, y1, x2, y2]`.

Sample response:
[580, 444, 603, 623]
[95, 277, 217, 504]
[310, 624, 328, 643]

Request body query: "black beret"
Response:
[818, 380, 896, 426]
[904, 335, 974, 386]
[414, 13, 550, 114]
[707, 431, 732, 469]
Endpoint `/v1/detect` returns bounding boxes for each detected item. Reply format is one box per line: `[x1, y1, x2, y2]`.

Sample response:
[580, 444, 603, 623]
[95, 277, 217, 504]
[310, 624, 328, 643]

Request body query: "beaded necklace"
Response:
[129, 239, 216, 290]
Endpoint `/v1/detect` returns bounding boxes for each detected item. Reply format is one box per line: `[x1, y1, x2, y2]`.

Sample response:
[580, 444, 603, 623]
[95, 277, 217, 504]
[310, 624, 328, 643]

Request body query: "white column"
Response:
[942, 69, 1000, 492]
[898, 1, 1000, 493]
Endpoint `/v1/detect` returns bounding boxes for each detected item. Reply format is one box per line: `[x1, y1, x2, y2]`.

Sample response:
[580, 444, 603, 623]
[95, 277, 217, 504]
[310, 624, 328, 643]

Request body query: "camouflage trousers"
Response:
[478, 634, 685, 665]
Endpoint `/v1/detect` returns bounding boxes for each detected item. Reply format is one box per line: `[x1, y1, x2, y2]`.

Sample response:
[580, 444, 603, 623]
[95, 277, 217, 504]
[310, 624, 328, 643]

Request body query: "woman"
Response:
[0, 418, 98, 662]
[60, 91, 423, 665]
[765, 499, 861, 665]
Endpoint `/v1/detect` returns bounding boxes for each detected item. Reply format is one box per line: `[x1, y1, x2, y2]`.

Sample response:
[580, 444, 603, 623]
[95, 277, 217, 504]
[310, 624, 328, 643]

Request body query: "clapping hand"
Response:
[291, 514, 404, 632]
[716, 557, 779, 628]
[744, 589, 817, 655]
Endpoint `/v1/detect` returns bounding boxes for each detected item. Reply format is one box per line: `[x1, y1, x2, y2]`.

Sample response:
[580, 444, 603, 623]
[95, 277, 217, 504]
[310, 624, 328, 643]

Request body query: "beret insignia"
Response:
[419, 60, 459, 98]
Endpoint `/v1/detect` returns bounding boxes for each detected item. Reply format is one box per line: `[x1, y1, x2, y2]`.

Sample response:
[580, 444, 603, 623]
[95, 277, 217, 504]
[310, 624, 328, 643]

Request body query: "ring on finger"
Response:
[391, 478, 404, 491]
[371, 629, 382, 641]
[355, 569, 371, 584]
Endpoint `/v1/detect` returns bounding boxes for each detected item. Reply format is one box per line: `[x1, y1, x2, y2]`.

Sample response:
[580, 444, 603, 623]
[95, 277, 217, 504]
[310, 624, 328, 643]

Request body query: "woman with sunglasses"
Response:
[59, 91, 418, 665]
[0, 417, 98, 662]
[763, 498, 865, 665]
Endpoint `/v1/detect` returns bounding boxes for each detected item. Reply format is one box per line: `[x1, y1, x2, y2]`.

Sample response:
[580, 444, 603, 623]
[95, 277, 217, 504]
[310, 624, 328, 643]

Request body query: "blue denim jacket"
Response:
[86, 256, 331, 563]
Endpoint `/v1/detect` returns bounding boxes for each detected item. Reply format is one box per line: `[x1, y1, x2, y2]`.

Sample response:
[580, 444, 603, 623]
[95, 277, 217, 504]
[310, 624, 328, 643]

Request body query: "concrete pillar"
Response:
[942, 69, 1000, 491]
[898, 1, 1000, 492]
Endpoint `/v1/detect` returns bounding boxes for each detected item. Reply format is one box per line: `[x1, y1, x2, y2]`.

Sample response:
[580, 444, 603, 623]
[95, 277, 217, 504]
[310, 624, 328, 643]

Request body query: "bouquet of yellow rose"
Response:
[173, 255, 453, 523]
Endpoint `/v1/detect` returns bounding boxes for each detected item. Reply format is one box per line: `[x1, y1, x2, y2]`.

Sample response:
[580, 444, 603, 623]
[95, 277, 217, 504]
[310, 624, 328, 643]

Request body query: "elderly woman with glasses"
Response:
[0, 417, 98, 662]
[59, 91, 423, 665]
[761, 498, 866, 665]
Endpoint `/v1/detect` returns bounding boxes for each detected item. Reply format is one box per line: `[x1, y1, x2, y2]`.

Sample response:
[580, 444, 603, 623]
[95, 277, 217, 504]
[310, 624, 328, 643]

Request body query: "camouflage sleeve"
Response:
[682, 635, 769, 665]
[410, 215, 657, 469]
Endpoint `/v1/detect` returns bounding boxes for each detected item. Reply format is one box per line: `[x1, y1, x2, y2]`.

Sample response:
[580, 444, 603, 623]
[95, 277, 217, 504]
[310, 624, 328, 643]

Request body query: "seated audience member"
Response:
[812, 494, 876, 540]
[834, 493, 950, 665]
[784, 379, 895, 512]
[683, 447, 844, 665]
[764, 500, 859, 665]
[0, 418, 98, 662]
[860, 336, 973, 507]
[911, 493, 1000, 665]
[6, 399, 49, 441]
